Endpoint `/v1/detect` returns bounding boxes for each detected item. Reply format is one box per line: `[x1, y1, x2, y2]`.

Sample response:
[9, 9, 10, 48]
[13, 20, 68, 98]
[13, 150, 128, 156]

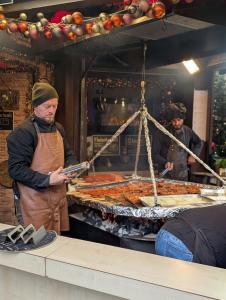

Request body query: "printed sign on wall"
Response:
[93, 135, 120, 156]
[0, 111, 13, 130]
[0, 90, 19, 110]
[125, 135, 147, 155]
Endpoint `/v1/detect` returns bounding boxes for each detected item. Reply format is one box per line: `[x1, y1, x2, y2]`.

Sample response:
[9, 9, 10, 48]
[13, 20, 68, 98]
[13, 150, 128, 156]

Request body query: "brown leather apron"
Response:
[17, 122, 69, 234]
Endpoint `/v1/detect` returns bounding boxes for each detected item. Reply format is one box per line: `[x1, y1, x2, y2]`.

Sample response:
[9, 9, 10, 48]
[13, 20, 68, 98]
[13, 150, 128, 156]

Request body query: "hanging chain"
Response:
[147, 112, 226, 185]
[133, 113, 143, 178]
[142, 108, 158, 205]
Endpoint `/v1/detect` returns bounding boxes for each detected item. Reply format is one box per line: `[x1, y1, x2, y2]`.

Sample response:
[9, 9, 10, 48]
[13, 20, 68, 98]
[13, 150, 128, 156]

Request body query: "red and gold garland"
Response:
[0, 0, 194, 43]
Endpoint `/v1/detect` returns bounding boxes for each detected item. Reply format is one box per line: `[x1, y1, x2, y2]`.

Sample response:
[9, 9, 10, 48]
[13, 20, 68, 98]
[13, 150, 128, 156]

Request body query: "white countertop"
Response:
[0, 223, 226, 300]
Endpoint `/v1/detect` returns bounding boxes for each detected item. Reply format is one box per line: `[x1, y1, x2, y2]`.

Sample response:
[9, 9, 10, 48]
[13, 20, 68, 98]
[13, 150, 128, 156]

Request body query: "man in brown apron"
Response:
[7, 82, 78, 234]
[153, 102, 203, 181]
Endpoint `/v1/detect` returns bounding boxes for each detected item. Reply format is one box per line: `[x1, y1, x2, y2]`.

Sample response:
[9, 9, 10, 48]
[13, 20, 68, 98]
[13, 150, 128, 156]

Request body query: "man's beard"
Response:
[44, 116, 55, 123]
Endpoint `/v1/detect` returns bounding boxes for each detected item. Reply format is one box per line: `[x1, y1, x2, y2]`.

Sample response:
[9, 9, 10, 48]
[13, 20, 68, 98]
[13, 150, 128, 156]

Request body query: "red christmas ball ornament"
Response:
[58, 24, 65, 30]
[18, 21, 28, 33]
[103, 19, 113, 31]
[152, 1, 165, 19]
[85, 22, 93, 34]
[29, 28, 39, 39]
[185, 0, 194, 3]
[0, 19, 7, 30]
[124, 0, 132, 5]
[111, 15, 122, 27]
[44, 30, 52, 39]
[8, 21, 18, 32]
[122, 13, 134, 25]
[67, 31, 76, 40]
[72, 12, 83, 25]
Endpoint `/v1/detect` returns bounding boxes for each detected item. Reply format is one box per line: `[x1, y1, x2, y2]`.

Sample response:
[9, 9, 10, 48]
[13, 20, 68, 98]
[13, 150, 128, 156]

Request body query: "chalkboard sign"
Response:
[0, 111, 13, 130]
[93, 135, 120, 156]
[125, 135, 147, 155]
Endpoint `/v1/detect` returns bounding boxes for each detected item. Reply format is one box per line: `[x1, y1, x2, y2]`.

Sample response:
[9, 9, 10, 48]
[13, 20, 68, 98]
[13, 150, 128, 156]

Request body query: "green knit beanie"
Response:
[32, 82, 59, 107]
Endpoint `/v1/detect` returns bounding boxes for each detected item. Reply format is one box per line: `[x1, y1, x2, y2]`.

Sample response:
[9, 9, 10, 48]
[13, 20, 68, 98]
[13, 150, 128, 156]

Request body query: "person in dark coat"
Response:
[7, 82, 78, 234]
[155, 204, 226, 268]
[153, 102, 203, 181]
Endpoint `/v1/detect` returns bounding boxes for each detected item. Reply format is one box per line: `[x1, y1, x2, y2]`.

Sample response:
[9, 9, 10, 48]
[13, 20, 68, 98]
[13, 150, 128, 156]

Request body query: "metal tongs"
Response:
[159, 167, 170, 178]
[62, 161, 90, 175]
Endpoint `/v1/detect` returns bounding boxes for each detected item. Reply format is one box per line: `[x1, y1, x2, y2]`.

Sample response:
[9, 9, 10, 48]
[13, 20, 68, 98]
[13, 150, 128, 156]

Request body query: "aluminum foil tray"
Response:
[68, 178, 225, 220]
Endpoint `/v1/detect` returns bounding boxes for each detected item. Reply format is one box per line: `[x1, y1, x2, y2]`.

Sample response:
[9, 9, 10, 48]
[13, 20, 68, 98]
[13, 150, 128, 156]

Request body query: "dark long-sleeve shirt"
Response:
[7, 115, 78, 191]
[152, 125, 203, 171]
[162, 205, 226, 268]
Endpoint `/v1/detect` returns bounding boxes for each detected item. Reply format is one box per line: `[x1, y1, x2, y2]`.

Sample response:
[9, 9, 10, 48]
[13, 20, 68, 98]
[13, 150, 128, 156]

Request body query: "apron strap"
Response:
[32, 121, 40, 134]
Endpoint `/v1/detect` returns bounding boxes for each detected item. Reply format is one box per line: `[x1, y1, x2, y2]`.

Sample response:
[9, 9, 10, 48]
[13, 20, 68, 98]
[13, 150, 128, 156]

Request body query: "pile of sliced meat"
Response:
[78, 181, 200, 206]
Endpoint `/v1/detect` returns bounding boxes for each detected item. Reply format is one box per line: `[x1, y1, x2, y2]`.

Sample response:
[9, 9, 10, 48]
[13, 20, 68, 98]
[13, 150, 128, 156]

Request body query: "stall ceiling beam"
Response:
[3, 0, 108, 13]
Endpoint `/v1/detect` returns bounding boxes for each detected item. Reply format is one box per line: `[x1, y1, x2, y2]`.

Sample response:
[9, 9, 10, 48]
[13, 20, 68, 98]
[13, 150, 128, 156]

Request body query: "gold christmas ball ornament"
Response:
[36, 21, 44, 32]
[0, 19, 7, 30]
[29, 24, 37, 31]
[65, 14, 72, 24]
[92, 23, 101, 33]
[99, 12, 109, 22]
[23, 30, 30, 38]
[61, 16, 66, 23]
[19, 13, 27, 21]
[37, 12, 44, 20]
[40, 18, 48, 26]
[0, 6, 4, 13]
[170, 0, 180, 4]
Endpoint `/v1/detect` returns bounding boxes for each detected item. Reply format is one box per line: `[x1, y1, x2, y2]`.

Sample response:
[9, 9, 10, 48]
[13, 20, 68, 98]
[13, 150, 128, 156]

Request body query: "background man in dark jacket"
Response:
[155, 204, 226, 268]
[7, 82, 78, 234]
[153, 102, 203, 181]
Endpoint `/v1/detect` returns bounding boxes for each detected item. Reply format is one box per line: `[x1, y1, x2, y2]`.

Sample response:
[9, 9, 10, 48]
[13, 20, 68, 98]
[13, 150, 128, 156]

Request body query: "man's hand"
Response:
[49, 167, 71, 185]
[165, 162, 174, 171]
[188, 155, 196, 165]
